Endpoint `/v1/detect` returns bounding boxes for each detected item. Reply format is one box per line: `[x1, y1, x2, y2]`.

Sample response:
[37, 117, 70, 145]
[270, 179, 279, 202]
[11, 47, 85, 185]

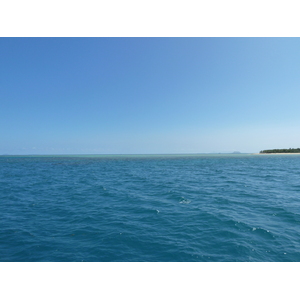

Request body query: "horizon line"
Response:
[1, 152, 253, 156]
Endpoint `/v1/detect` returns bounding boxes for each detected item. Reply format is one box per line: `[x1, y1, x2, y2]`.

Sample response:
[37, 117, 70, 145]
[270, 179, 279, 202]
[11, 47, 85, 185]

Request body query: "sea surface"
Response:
[1, 154, 300, 262]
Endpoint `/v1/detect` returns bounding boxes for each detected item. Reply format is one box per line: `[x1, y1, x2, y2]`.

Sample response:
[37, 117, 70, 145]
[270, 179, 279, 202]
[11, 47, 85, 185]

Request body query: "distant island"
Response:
[260, 148, 300, 154]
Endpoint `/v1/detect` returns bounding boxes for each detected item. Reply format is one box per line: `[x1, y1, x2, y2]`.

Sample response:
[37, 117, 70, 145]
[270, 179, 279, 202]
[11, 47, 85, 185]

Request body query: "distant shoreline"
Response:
[253, 153, 300, 155]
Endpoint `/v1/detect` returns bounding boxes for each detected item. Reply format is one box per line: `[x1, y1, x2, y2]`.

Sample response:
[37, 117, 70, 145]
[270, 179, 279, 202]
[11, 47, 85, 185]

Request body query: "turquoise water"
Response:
[1, 154, 300, 261]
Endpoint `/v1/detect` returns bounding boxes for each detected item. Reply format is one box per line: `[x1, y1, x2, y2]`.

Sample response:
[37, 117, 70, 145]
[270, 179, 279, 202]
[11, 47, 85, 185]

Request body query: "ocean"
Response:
[1, 154, 300, 262]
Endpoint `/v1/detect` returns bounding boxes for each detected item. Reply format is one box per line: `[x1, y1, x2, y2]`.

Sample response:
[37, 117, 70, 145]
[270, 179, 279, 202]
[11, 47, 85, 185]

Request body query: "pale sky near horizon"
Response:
[1, 38, 300, 154]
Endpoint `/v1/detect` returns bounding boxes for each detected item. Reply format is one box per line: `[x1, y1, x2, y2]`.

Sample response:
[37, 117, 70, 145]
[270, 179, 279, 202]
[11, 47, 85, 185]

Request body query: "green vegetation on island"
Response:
[260, 148, 300, 154]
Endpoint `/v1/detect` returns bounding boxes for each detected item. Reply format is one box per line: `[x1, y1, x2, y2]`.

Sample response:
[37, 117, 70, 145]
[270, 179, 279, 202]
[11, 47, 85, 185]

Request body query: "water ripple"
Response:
[1, 154, 300, 261]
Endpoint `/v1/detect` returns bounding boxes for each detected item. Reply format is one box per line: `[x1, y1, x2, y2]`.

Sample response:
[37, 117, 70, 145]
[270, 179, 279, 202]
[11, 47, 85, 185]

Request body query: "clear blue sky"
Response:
[1, 38, 300, 154]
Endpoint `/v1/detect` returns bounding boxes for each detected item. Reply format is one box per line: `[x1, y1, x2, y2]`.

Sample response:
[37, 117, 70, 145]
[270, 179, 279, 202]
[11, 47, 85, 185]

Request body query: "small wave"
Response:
[179, 198, 191, 204]
[251, 227, 274, 239]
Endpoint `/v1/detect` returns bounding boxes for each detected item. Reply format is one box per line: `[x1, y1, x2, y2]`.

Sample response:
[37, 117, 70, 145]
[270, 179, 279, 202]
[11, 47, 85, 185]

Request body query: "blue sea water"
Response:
[1, 154, 300, 262]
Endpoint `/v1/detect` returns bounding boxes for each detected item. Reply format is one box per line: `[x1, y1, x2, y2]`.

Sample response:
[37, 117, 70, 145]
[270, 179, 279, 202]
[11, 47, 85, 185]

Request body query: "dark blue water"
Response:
[1, 154, 300, 261]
